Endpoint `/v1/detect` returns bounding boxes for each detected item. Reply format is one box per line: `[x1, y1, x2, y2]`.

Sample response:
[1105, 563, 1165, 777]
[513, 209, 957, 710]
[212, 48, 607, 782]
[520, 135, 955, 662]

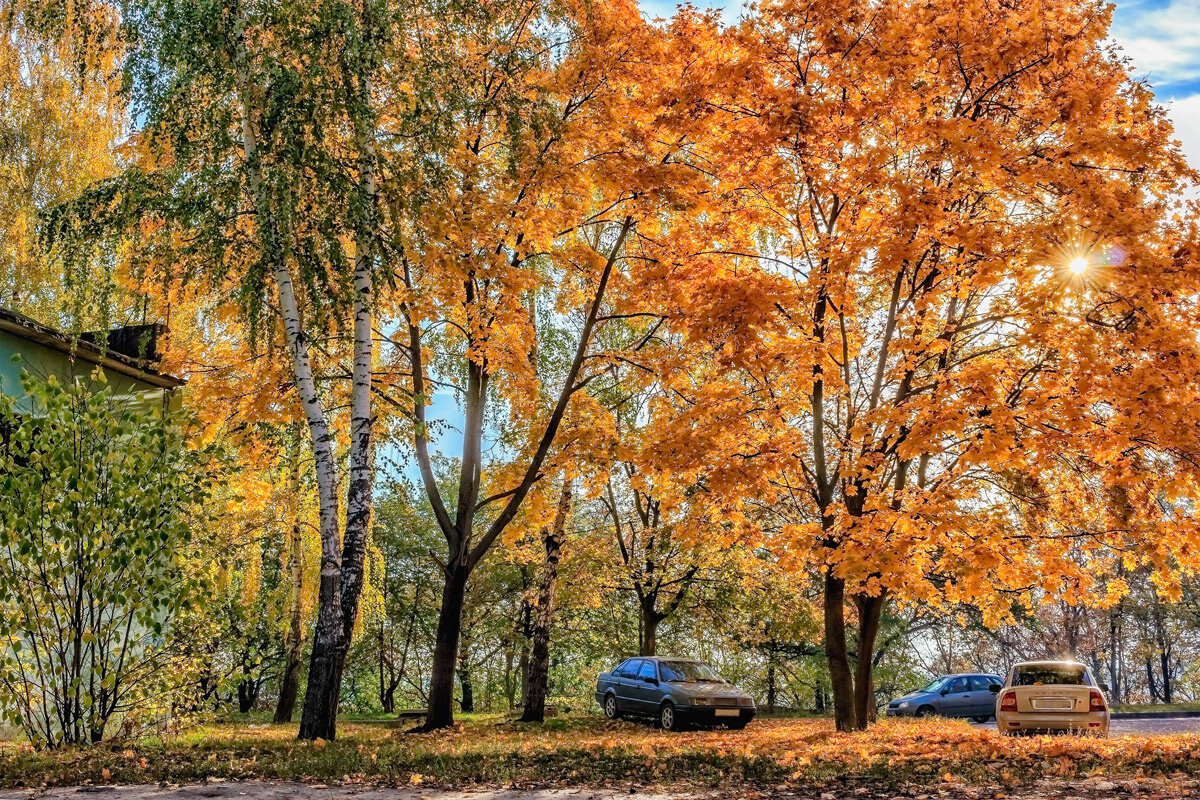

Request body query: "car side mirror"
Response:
[1099, 683, 1110, 693]
[988, 684, 1001, 694]
[643, 676, 658, 685]
[939, 690, 949, 696]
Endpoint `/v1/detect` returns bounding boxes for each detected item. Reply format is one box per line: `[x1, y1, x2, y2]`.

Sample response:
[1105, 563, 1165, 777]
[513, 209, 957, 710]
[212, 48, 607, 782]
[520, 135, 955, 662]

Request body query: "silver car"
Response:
[886, 673, 1004, 722]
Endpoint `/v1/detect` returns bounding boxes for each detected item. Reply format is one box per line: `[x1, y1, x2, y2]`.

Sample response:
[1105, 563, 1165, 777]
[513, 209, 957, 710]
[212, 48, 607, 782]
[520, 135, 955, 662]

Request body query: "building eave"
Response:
[0, 307, 186, 390]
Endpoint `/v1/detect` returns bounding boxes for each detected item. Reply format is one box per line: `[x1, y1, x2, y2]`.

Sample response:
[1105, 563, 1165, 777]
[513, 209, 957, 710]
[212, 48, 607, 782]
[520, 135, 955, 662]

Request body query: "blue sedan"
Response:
[886, 673, 1004, 722]
[595, 656, 756, 731]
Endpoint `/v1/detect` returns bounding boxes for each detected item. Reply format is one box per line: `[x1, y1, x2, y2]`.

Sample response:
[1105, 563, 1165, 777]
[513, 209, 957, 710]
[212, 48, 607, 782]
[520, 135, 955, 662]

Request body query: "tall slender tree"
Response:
[43, 0, 401, 740]
[379, 0, 714, 729]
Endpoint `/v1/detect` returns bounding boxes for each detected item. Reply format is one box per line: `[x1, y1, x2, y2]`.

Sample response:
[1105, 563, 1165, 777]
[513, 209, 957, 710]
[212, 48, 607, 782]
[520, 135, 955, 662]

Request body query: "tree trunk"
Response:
[298, 597, 349, 739]
[458, 660, 474, 713]
[1161, 651, 1173, 704]
[1107, 604, 1123, 706]
[457, 625, 475, 713]
[274, 444, 305, 724]
[295, 163, 375, 742]
[520, 481, 571, 722]
[426, 566, 468, 729]
[518, 644, 530, 709]
[824, 570, 856, 731]
[382, 683, 396, 714]
[238, 680, 259, 713]
[852, 591, 887, 728]
[378, 622, 389, 712]
[640, 606, 661, 657]
[766, 652, 777, 714]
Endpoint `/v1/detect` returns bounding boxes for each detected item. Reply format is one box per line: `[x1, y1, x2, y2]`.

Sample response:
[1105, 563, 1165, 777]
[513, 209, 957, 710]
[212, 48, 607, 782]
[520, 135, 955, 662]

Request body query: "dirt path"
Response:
[0, 787, 693, 800]
[6, 778, 1199, 800]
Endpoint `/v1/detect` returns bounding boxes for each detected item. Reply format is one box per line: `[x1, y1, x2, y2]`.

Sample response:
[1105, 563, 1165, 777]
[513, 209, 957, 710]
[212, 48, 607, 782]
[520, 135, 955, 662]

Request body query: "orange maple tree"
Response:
[645, 0, 1200, 730]
[377, 0, 718, 729]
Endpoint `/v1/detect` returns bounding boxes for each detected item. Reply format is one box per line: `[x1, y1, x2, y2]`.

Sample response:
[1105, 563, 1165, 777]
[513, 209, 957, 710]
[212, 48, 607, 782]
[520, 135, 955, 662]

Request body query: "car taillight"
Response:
[1089, 691, 1106, 712]
[1000, 691, 1017, 712]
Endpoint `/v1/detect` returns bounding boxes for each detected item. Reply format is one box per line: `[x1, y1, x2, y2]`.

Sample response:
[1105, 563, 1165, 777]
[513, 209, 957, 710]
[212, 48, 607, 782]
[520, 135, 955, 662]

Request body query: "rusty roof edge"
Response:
[0, 307, 187, 390]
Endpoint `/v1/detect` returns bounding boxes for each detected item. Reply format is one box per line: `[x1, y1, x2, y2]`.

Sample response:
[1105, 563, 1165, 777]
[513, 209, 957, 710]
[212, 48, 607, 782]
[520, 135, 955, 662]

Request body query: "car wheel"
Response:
[972, 715, 991, 723]
[603, 694, 620, 720]
[660, 701, 681, 731]
[915, 705, 936, 718]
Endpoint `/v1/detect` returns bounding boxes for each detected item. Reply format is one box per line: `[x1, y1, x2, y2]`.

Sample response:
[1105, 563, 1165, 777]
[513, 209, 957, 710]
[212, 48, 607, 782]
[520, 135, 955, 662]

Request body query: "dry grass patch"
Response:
[2, 716, 1200, 790]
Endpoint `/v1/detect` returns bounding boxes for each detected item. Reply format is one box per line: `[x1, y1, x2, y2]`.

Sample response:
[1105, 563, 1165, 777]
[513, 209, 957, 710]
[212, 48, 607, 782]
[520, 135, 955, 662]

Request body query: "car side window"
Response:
[947, 677, 969, 693]
[638, 661, 658, 680]
[620, 659, 642, 678]
[968, 676, 992, 692]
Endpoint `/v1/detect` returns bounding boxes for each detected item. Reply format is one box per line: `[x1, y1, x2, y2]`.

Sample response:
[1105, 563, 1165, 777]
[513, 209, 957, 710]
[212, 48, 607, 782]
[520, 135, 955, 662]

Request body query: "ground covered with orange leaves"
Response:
[3, 717, 1200, 793]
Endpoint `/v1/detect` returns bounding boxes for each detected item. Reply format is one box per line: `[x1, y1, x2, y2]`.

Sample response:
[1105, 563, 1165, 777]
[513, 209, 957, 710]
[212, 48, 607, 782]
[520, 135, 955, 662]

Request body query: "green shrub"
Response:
[0, 369, 214, 747]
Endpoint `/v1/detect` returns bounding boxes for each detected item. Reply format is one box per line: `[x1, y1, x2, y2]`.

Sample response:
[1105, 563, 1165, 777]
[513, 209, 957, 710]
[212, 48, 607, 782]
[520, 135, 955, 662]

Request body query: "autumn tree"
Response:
[378, 0, 712, 730]
[650, 0, 1200, 730]
[0, 0, 155, 330]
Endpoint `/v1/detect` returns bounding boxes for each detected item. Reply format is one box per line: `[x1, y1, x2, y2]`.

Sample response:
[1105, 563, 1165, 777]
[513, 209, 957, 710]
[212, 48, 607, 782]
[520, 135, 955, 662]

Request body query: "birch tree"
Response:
[44, 0, 398, 740]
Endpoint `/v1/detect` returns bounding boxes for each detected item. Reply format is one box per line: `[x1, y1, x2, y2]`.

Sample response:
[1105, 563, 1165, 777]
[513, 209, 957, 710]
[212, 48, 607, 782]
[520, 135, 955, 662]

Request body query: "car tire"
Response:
[915, 705, 936, 718]
[603, 694, 620, 720]
[660, 701, 682, 731]
[972, 715, 992, 723]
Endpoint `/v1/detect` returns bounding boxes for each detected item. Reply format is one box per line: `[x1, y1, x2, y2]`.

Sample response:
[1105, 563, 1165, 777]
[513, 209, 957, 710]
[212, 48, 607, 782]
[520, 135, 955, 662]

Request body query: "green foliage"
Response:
[0, 370, 216, 748]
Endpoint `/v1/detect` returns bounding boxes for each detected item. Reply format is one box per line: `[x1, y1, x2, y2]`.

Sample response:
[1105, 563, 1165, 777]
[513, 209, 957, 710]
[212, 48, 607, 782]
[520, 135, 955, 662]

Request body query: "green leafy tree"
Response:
[0, 370, 214, 747]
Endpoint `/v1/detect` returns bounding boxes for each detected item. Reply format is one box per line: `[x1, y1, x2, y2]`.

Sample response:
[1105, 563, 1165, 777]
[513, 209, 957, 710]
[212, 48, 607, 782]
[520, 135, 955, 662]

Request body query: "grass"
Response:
[3, 715, 1200, 790]
[1114, 702, 1200, 714]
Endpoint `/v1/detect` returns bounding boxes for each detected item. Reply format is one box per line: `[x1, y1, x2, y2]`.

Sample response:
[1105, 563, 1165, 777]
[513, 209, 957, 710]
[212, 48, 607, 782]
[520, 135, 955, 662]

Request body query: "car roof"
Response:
[1011, 660, 1086, 668]
[621, 656, 701, 663]
[940, 672, 1001, 678]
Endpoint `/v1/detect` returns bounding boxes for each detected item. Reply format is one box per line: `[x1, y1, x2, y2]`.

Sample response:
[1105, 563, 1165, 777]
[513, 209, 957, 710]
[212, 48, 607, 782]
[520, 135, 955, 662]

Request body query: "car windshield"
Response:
[1013, 664, 1087, 686]
[916, 677, 948, 693]
[659, 660, 721, 682]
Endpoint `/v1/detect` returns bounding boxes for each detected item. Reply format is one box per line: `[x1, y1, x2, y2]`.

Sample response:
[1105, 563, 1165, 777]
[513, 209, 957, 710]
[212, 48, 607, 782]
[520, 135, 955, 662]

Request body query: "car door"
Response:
[967, 676, 998, 717]
[937, 676, 974, 717]
[613, 659, 643, 712]
[630, 659, 662, 712]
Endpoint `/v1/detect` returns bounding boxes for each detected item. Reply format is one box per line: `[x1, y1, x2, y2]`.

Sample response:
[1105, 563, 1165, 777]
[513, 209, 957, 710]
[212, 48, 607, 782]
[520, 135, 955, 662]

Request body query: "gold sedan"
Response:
[993, 660, 1110, 735]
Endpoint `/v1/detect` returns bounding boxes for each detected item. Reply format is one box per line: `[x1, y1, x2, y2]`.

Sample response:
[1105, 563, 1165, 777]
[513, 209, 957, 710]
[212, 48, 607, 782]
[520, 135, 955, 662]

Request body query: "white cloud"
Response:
[1165, 94, 1200, 182]
[1110, 0, 1200, 90]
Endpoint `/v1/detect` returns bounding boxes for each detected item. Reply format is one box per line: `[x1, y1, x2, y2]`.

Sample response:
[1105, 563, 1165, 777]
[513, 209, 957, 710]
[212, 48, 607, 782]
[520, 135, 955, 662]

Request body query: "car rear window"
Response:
[618, 659, 642, 678]
[968, 676, 994, 692]
[1013, 664, 1087, 686]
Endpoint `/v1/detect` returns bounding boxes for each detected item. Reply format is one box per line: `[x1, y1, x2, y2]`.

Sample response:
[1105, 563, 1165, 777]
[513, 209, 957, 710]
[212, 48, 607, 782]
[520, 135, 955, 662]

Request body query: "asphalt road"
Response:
[1110, 714, 1200, 734]
[968, 713, 1200, 734]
